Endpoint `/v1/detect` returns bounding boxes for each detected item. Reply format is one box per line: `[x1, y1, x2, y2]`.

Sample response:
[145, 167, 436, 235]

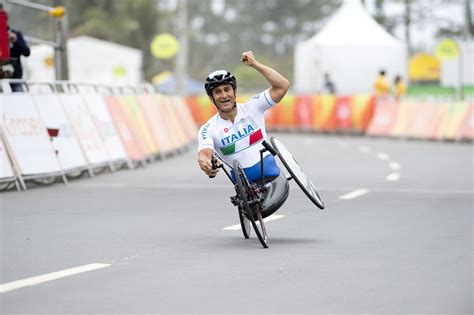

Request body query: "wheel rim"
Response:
[234, 160, 269, 248]
[238, 207, 250, 239]
[270, 137, 325, 209]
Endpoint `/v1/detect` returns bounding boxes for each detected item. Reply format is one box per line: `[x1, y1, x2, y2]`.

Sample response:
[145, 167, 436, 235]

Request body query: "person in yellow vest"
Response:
[393, 74, 407, 100]
[374, 70, 390, 96]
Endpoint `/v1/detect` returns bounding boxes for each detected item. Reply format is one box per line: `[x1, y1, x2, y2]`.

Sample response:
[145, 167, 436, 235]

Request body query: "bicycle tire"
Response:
[238, 206, 251, 239]
[233, 160, 269, 248]
[270, 137, 325, 209]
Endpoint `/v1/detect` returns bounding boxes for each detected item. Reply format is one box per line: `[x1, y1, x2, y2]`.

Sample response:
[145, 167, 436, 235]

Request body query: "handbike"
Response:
[210, 137, 325, 248]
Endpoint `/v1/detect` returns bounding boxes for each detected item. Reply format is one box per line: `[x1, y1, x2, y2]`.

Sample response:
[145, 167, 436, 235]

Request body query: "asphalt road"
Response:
[0, 133, 472, 314]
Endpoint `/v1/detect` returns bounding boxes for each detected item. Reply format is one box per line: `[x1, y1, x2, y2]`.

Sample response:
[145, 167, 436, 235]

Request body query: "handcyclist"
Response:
[197, 51, 290, 182]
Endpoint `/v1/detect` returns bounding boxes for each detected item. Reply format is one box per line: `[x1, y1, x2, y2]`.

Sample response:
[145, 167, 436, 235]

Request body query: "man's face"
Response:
[210, 84, 236, 112]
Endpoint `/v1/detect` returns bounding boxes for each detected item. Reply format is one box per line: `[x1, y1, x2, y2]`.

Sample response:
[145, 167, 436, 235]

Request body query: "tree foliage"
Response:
[4, 0, 469, 87]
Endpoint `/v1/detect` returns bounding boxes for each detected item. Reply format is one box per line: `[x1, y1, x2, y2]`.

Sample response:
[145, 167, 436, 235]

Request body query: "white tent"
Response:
[294, 0, 407, 95]
[24, 36, 142, 85]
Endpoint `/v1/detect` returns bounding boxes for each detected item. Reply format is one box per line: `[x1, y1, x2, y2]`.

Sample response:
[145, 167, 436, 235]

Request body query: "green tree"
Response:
[185, 0, 340, 90]
[64, 0, 161, 80]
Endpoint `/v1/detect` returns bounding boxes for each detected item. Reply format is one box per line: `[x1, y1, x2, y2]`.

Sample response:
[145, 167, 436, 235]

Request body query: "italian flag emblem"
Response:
[220, 129, 264, 155]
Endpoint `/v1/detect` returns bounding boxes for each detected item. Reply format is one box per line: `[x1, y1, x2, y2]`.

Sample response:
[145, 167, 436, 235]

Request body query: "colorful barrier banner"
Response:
[136, 94, 171, 154]
[0, 89, 214, 189]
[391, 101, 416, 137]
[235, 94, 252, 104]
[351, 94, 376, 132]
[405, 102, 442, 139]
[312, 95, 337, 131]
[194, 95, 217, 126]
[429, 103, 449, 140]
[0, 137, 15, 180]
[118, 95, 157, 156]
[103, 96, 145, 161]
[432, 102, 466, 140]
[366, 98, 398, 136]
[277, 94, 297, 128]
[335, 96, 352, 130]
[0, 94, 63, 176]
[82, 93, 129, 163]
[169, 96, 198, 141]
[457, 104, 474, 140]
[156, 94, 185, 151]
[184, 94, 473, 143]
[295, 95, 313, 129]
[33, 94, 88, 171]
[162, 95, 185, 149]
[59, 94, 110, 165]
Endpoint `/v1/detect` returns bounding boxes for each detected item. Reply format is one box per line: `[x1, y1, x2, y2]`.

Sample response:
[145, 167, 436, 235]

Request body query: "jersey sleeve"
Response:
[244, 89, 277, 113]
[197, 121, 214, 152]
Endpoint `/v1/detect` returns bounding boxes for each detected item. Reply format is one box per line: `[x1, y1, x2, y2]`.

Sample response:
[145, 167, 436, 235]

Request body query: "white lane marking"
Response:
[386, 173, 401, 181]
[0, 263, 111, 294]
[73, 184, 471, 195]
[358, 145, 371, 153]
[389, 162, 401, 170]
[74, 183, 230, 189]
[223, 214, 285, 230]
[370, 187, 471, 194]
[338, 189, 370, 200]
[338, 141, 349, 148]
[377, 152, 390, 160]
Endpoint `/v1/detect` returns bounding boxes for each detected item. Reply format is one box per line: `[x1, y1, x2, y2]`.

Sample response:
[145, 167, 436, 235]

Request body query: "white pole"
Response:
[175, 0, 188, 96]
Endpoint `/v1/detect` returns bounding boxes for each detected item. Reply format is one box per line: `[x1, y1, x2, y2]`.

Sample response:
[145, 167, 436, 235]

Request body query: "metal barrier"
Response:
[0, 79, 197, 191]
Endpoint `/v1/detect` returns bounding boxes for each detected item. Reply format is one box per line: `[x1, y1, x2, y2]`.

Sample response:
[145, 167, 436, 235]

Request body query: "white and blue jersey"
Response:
[198, 89, 280, 182]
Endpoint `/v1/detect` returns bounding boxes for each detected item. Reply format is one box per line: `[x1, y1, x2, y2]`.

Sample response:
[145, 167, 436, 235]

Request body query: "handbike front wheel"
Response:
[238, 207, 251, 239]
[233, 160, 269, 248]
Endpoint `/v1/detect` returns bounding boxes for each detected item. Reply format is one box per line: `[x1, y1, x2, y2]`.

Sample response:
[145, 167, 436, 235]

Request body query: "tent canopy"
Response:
[25, 36, 142, 85]
[310, 0, 400, 47]
[294, 0, 407, 95]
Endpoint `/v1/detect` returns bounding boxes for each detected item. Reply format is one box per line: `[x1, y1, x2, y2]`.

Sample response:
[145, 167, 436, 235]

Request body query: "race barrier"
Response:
[185, 93, 473, 142]
[0, 138, 14, 178]
[186, 93, 375, 133]
[1, 93, 66, 190]
[2, 84, 470, 191]
[0, 82, 197, 191]
[368, 98, 474, 141]
[81, 93, 129, 167]
[34, 93, 90, 174]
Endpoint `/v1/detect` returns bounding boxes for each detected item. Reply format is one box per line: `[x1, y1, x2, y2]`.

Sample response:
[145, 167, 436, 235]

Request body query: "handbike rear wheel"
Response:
[233, 160, 269, 248]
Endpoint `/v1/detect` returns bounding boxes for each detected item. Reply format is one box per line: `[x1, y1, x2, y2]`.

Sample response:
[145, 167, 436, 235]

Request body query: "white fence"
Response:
[0, 80, 197, 191]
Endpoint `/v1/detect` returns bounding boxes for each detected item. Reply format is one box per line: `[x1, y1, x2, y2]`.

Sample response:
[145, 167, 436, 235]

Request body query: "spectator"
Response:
[322, 72, 336, 95]
[393, 75, 406, 100]
[6, 16, 30, 92]
[0, 4, 14, 80]
[374, 69, 389, 96]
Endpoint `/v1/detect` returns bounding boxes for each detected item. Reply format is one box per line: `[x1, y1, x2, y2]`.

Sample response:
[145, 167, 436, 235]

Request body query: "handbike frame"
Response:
[211, 140, 279, 248]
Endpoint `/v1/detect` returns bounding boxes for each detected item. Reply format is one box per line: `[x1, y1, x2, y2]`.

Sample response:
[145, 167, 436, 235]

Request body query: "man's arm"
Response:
[241, 51, 290, 103]
[198, 148, 219, 177]
[197, 122, 219, 177]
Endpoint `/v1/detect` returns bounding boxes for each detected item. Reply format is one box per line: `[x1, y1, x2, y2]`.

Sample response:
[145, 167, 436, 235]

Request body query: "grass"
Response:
[407, 84, 474, 97]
